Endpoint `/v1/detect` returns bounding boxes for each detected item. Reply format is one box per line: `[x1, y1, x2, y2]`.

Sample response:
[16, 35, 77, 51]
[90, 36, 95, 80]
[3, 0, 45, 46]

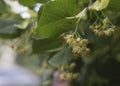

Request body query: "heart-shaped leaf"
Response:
[34, 0, 80, 38]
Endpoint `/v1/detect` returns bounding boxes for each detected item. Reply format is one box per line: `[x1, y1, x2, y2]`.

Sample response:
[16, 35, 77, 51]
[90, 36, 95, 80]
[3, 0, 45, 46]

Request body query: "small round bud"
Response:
[93, 29, 99, 33]
[84, 48, 90, 55]
[95, 25, 101, 29]
[105, 28, 114, 36]
[60, 65, 65, 71]
[76, 38, 81, 42]
[66, 73, 73, 80]
[104, 30, 110, 36]
[81, 47, 87, 52]
[72, 46, 81, 54]
[69, 63, 76, 69]
[89, 25, 94, 29]
[81, 47, 90, 55]
[79, 39, 88, 46]
[111, 28, 114, 32]
[66, 38, 73, 44]
[64, 34, 73, 39]
[98, 31, 105, 36]
[59, 73, 66, 79]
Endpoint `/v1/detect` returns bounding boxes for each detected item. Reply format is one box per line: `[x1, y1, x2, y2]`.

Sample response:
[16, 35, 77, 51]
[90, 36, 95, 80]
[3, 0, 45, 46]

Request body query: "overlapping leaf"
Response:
[0, 18, 23, 38]
[48, 47, 73, 67]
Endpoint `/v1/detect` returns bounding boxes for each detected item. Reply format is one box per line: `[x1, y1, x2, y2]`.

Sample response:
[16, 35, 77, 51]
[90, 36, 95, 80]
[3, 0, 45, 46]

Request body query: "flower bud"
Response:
[66, 73, 73, 80]
[79, 39, 88, 47]
[59, 73, 66, 79]
[69, 63, 76, 69]
[72, 46, 81, 54]
[76, 38, 81, 42]
[89, 25, 94, 29]
[98, 31, 105, 36]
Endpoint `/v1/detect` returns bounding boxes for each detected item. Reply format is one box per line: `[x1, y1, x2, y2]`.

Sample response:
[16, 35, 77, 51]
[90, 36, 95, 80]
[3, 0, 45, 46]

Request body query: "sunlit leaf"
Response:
[34, 0, 80, 38]
[19, 0, 37, 7]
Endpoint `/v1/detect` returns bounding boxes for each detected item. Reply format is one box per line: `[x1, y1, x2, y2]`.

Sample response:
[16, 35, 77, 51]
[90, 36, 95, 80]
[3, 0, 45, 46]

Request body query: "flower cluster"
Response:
[59, 62, 79, 80]
[59, 72, 80, 80]
[60, 63, 76, 71]
[64, 34, 90, 56]
[90, 17, 115, 36]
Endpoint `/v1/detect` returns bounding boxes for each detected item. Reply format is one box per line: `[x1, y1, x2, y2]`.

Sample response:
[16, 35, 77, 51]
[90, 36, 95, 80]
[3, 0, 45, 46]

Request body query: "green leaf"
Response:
[19, 0, 49, 6]
[37, 0, 50, 4]
[0, 18, 23, 38]
[37, 5, 44, 22]
[32, 38, 63, 53]
[19, 0, 37, 7]
[0, 0, 9, 13]
[48, 47, 73, 67]
[107, 0, 120, 12]
[34, 0, 80, 38]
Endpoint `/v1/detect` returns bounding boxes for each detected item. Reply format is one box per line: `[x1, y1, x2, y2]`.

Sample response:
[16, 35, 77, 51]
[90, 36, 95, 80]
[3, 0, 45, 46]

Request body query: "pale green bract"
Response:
[90, 0, 109, 11]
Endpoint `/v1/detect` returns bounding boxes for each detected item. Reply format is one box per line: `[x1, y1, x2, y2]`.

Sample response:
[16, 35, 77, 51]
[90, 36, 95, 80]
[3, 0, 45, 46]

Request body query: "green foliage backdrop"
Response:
[0, 0, 120, 86]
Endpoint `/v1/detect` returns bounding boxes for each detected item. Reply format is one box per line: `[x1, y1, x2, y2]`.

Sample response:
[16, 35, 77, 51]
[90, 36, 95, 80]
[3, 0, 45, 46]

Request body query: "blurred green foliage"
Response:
[0, 0, 120, 86]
